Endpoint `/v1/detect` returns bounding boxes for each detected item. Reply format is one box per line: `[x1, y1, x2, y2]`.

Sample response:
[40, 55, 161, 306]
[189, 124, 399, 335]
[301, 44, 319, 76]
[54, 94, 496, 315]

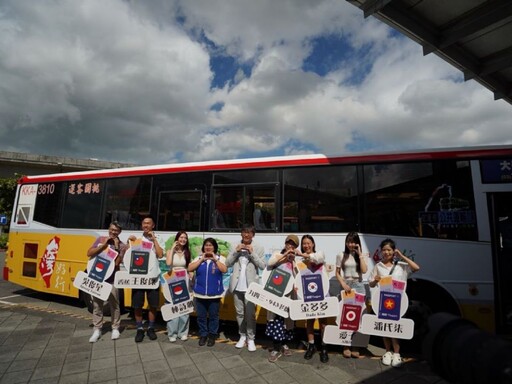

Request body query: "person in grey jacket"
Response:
[225, 224, 266, 351]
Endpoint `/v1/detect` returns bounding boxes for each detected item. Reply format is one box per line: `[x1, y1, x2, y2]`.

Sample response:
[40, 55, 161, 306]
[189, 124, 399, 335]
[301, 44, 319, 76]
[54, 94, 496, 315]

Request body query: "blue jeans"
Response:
[347, 280, 365, 295]
[195, 297, 220, 337]
[167, 314, 190, 338]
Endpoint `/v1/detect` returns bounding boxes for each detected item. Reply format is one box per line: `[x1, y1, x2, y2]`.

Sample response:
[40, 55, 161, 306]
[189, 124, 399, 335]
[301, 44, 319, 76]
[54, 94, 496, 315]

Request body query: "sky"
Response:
[1, 0, 511, 166]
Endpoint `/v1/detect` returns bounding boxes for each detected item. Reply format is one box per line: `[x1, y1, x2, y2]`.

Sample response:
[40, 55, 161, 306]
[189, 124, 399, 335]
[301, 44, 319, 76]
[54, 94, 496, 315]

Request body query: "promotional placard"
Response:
[73, 246, 118, 301]
[160, 267, 194, 321]
[289, 261, 338, 320]
[360, 277, 414, 339]
[245, 261, 296, 317]
[114, 238, 160, 289]
[246, 282, 292, 318]
[323, 290, 370, 347]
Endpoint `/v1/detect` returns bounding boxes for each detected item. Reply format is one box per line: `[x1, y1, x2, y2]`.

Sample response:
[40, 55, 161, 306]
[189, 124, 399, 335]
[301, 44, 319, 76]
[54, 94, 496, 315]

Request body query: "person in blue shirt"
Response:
[188, 238, 227, 347]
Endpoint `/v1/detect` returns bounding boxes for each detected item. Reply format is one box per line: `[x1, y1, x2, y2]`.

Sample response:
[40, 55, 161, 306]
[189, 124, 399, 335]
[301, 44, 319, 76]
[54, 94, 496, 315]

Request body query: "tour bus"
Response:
[4, 146, 512, 340]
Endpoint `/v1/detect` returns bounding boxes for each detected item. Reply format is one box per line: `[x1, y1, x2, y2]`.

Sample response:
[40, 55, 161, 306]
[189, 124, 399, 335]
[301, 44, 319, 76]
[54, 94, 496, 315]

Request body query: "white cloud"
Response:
[0, 0, 510, 166]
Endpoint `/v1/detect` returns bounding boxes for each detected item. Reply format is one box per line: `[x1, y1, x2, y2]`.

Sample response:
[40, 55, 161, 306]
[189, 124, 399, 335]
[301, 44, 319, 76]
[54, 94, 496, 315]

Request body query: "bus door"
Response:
[488, 192, 512, 335]
[156, 187, 204, 232]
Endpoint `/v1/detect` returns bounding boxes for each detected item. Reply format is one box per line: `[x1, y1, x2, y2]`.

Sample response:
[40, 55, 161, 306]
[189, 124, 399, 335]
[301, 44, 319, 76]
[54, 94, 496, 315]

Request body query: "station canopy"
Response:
[347, 0, 512, 105]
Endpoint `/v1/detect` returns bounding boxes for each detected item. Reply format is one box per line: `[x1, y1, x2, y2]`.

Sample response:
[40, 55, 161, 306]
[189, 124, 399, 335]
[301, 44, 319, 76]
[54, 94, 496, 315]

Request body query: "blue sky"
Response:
[0, 0, 511, 165]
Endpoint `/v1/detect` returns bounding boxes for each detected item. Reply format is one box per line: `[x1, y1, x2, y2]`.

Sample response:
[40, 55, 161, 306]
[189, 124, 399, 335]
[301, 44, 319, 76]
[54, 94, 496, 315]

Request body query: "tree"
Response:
[0, 174, 20, 222]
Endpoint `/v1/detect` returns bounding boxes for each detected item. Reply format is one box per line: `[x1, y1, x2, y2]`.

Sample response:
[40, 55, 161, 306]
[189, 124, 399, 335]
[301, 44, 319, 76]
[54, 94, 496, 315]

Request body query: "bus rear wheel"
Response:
[404, 281, 460, 353]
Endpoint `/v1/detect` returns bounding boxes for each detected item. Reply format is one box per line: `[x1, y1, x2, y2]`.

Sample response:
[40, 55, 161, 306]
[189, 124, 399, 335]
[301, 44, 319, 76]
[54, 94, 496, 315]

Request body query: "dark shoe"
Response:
[207, 334, 216, 347]
[147, 328, 157, 340]
[198, 336, 207, 346]
[304, 343, 316, 360]
[319, 349, 329, 363]
[135, 329, 145, 343]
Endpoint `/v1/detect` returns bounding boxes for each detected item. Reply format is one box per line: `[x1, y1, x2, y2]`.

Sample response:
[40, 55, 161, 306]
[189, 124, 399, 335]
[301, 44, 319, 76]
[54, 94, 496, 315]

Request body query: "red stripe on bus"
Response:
[18, 146, 512, 184]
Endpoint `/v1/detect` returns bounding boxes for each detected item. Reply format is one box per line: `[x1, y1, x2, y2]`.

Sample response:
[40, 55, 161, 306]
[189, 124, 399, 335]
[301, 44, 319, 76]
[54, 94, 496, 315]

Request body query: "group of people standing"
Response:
[86, 218, 420, 368]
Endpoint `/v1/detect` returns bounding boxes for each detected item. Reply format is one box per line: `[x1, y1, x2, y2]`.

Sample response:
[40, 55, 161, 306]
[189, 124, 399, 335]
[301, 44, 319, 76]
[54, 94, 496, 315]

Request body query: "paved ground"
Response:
[0, 302, 449, 384]
[0, 249, 449, 384]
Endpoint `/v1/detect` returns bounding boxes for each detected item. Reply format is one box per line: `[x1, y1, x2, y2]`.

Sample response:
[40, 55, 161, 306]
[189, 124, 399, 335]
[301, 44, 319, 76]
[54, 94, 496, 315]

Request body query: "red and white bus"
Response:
[5, 145, 512, 338]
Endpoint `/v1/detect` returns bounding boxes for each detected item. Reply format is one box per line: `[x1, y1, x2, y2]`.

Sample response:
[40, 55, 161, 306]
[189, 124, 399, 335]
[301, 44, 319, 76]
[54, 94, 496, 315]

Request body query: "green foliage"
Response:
[0, 233, 7, 249]
[0, 175, 19, 221]
[164, 235, 232, 260]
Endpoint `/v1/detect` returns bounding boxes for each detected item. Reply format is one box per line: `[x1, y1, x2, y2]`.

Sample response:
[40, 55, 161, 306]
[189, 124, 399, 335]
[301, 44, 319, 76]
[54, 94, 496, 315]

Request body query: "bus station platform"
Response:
[0, 304, 449, 384]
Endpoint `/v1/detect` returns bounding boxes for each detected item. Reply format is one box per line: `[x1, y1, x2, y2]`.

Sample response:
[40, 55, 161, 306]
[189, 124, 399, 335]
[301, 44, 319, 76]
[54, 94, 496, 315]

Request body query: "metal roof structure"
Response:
[347, 0, 512, 105]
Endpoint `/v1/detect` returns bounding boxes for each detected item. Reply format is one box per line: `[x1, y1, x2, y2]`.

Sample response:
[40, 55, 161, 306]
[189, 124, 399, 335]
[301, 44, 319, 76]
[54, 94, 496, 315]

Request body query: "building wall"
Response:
[0, 151, 135, 178]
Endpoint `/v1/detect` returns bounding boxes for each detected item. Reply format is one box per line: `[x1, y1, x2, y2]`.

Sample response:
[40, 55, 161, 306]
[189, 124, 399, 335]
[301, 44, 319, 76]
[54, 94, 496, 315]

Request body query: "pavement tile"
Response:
[227, 365, 257, 381]
[14, 348, 45, 361]
[116, 361, 144, 379]
[146, 370, 177, 384]
[115, 374, 147, 384]
[218, 354, 247, 369]
[194, 354, 225, 375]
[170, 363, 201, 380]
[0, 368, 32, 384]
[204, 370, 237, 384]
[237, 378, 267, 384]
[30, 377, 62, 384]
[41, 345, 68, 357]
[142, 358, 170, 373]
[61, 360, 90, 375]
[57, 371, 89, 384]
[179, 377, 207, 384]
[91, 347, 116, 360]
[7, 358, 39, 373]
[72, 329, 91, 338]
[115, 343, 139, 357]
[31, 365, 62, 380]
[36, 354, 65, 368]
[22, 340, 49, 350]
[261, 368, 297, 384]
[165, 349, 194, 369]
[0, 304, 449, 384]
[63, 351, 90, 363]
[138, 343, 165, 362]
[0, 351, 17, 363]
[284, 365, 331, 383]
[315, 364, 359, 383]
[88, 367, 117, 384]
[248, 359, 281, 374]
[0, 362, 9, 374]
[90, 356, 116, 371]
[67, 342, 90, 354]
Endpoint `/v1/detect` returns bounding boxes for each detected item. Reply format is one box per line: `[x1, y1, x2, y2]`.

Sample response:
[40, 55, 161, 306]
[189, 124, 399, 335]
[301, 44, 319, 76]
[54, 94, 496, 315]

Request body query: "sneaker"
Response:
[247, 339, 256, 352]
[268, 350, 282, 363]
[147, 328, 157, 341]
[391, 353, 402, 367]
[180, 335, 188, 341]
[111, 329, 120, 340]
[382, 351, 392, 366]
[198, 336, 207, 346]
[207, 334, 216, 347]
[169, 335, 177, 343]
[281, 344, 292, 356]
[89, 329, 101, 343]
[235, 335, 246, 349]
[135, 329, 145, 343]
[304, 343, 316, 360]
